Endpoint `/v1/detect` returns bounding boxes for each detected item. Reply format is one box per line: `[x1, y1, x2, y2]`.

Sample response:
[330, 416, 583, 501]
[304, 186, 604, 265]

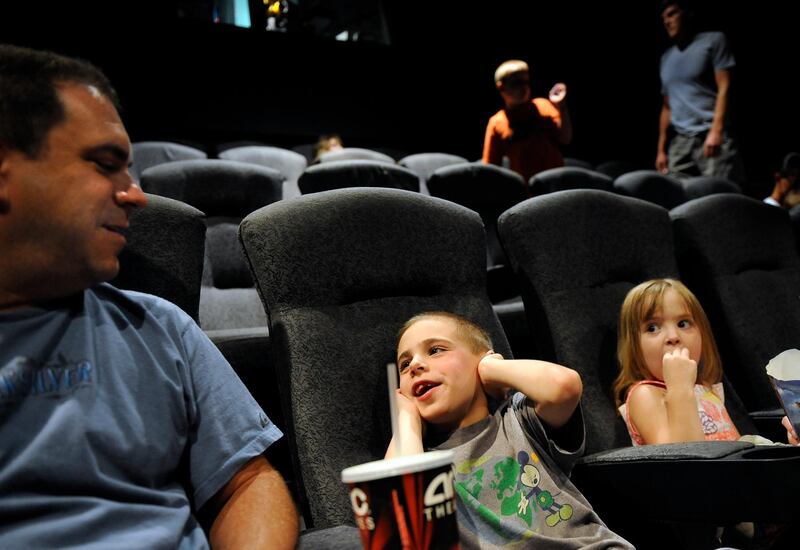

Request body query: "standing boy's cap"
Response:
[494, 60, 529, 83]
[781, 152, 800, 176]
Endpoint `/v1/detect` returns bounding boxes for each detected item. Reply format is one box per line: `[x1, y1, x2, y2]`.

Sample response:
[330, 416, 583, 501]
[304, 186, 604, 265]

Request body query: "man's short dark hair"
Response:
[0, 44, 119, 158]
[660, 0, 692, 14]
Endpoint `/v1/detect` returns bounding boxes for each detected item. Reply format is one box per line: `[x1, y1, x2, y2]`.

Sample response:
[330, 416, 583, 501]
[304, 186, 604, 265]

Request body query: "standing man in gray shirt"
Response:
[656, 0, 744, 182]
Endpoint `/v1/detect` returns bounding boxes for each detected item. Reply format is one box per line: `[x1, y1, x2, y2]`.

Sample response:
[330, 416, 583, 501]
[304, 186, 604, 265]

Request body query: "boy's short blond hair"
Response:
[494, 59, 529, 83]
[397, 311, 493, 355]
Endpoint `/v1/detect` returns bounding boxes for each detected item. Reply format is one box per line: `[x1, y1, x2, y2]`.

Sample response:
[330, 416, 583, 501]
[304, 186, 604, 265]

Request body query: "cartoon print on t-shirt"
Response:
[452, 449, 574, 545]
[517, 450, 573, 527]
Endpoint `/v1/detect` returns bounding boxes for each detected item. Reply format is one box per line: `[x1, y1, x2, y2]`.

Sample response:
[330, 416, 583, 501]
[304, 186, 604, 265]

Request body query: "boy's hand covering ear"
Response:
[478, 352, 509, 400]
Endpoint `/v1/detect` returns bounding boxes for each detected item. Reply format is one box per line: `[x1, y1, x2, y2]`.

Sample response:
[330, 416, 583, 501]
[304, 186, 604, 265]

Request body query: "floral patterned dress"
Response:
[618, 380, 740, 445]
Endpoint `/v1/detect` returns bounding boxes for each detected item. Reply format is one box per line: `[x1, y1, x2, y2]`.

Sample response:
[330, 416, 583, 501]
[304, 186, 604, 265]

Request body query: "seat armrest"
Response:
[572, 442, 800, 523]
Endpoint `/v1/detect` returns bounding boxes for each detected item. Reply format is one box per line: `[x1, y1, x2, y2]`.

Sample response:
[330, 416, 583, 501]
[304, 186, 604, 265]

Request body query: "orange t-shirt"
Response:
[482, 97, 564, 183]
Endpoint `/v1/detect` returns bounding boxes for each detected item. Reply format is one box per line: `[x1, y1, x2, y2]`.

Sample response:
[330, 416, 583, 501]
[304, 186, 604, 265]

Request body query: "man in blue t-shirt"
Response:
[0, 45, 299, 548]
[655, 0, 744, 183]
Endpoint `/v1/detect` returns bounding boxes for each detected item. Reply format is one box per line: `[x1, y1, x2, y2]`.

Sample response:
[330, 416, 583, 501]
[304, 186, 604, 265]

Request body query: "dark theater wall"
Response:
[2, 1, 797, 197]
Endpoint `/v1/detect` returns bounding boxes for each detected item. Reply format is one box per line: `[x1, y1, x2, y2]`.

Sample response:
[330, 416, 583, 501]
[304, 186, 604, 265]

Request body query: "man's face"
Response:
[497, 72, 531, 108]
[661, 4, 685, 39]
[396, 317, 488, 431]
[0, 83, 147, 301]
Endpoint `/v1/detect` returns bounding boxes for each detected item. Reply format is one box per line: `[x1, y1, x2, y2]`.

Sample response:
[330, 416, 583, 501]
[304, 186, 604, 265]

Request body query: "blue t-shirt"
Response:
[0, 284, 282, 549]
[660, 31, 735, 135]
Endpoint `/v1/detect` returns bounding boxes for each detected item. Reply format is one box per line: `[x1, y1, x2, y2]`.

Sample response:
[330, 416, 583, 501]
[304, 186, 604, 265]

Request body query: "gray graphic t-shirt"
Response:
[426, 393, 633, 549]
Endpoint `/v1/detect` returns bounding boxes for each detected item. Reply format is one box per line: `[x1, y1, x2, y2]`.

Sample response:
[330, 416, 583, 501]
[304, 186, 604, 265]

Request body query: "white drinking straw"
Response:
[387, 362, 402, 456]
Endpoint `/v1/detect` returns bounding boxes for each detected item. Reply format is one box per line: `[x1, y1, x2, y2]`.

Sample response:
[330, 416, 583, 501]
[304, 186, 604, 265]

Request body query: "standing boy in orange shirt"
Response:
[482, 59, 572, 183]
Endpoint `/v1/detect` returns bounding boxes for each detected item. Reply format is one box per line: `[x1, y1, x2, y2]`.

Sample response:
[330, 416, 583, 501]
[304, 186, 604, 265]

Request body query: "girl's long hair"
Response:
[613, 278, 723, 409]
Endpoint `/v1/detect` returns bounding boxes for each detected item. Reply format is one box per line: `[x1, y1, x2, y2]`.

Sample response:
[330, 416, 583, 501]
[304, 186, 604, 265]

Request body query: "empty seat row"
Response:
[131, 141, 471, 195]
[132, 158, 767, 363]
[534, 167, 742, 207]
[132, 142, 745, 214]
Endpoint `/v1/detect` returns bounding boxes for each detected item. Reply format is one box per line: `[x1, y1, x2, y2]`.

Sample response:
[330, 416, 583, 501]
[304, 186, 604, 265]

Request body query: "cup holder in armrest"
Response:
[739, 445, 800, 460]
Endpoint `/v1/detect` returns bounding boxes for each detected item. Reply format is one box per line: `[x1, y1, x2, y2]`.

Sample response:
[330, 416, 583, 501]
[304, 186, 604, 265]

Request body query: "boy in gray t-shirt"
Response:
[386, 312, 633, 549]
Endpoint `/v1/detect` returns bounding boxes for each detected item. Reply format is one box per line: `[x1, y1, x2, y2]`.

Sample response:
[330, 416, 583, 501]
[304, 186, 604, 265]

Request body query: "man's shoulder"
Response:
[690, 31, 732, 54]
[695, 30, 728, 43]
[89, 283, 193, 327]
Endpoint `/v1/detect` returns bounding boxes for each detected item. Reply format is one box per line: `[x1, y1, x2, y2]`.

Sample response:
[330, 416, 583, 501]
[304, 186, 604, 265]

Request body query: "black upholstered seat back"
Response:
[529, 166, 614, 196]
[427, 163, 527, 267]
[682, 175, 742, 200]
[671, 194, 800, 411]
[595, 160, 638, 180]
[790, 204, 800, 257]
[130, 141, 207, 182]
[140, 159, 284, 217]
[114, 193, 206, 322]
[498, 190, 683, 454]
[614, 170, 688, 210]
[316, 147, 395, 164]
[398, 152, 469, 182]
[298, 159, 420, 194]
[219, 145, 307, 199]
[564, 157, 593, 170]
[239, 188, 510, 528]
[141, 159, 283, 330]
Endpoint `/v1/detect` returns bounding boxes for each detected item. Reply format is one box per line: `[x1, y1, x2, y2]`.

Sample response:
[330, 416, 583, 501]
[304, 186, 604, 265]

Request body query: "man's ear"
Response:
[495, 81, 504, 92]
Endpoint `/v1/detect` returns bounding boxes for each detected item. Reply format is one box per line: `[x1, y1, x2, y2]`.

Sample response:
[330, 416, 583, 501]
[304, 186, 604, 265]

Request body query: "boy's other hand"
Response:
[478, 352, 508, 400]
[548, 82, 567, 105]
[386, 389, 424, 458]
[662, 347, 697, 390]
[396, 388, 418, 414]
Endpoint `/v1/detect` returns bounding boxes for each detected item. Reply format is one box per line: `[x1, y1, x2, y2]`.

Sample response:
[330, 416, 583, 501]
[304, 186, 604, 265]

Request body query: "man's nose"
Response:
[116, 182, 148, 210]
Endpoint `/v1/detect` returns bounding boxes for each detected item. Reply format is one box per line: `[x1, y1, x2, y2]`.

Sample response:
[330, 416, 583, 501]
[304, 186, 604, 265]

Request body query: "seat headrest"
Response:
[240, 188, 486, 308]
[499, 189, 677, 290]
[140, 159, 284, 217]
[298, 160, 419, 194]
[671, 194, 799, 274]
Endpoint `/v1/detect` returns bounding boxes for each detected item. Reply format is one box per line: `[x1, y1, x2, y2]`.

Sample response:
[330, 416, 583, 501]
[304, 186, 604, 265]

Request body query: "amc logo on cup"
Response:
[341, 450, 460, 550]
